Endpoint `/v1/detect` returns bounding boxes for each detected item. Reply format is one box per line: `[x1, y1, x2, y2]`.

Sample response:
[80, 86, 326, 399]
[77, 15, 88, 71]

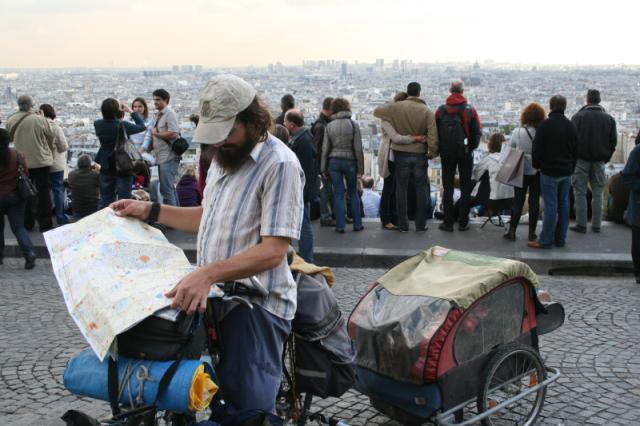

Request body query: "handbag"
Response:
[114, 122, 145, 175]
[155, 112, 189, 156]
[171, 137, 189, 156]
[16, 153, 38, 199]
[496, 141, 525, 188]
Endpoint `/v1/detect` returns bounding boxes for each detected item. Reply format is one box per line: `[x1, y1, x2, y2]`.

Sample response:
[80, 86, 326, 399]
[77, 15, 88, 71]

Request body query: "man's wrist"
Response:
[147, 201, 161, 223]
[201, 262, 221, 285]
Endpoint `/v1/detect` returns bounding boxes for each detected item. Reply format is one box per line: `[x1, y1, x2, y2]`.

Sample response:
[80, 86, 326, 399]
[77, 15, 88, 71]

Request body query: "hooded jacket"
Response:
[571, 104, 617, 162]
[435, 93, 483, 153]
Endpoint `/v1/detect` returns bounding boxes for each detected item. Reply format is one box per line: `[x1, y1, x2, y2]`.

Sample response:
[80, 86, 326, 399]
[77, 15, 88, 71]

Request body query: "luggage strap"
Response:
[107, 313, 200, 418]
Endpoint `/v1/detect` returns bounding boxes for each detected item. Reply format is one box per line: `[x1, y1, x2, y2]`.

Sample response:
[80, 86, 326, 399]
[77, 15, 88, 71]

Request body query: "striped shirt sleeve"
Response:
[260, 159, 304, 240]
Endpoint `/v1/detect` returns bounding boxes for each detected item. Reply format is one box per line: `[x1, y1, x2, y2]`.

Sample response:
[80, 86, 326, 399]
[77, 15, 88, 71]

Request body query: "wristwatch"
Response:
[147, 202, 161, 224]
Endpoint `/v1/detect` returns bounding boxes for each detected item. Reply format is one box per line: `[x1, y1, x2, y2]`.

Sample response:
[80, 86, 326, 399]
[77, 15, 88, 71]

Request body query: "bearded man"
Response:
[110, 75, 305, 419]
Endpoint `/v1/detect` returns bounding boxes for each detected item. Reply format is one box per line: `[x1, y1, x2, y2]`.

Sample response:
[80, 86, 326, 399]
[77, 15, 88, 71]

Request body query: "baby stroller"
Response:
[349, 246, 564, 425]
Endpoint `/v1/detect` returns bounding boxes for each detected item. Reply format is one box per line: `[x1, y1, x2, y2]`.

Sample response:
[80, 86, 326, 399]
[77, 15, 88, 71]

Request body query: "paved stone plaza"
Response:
[1, 260, 639, 425]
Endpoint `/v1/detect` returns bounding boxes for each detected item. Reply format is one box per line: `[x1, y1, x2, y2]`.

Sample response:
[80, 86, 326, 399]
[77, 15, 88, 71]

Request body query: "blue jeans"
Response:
[539, 174, 571, 247]
[158, 159, 180, 206]
[394, 151, 430, 231]
[0, 194, 35, 259]
[99, 174, 134, 209]
[298, 202, 314, 263]
[329, 158, 362, 231]
[216, 303, 290, 413]
[49, 170, 68, 224]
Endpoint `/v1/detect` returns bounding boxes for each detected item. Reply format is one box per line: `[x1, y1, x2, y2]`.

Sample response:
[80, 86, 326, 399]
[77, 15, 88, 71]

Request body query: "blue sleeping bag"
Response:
[64, 349, 213, 413]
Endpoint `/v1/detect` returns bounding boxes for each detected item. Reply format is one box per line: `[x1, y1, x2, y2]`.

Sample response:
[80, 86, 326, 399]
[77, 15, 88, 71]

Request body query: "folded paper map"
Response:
[44, 208, 222, 360]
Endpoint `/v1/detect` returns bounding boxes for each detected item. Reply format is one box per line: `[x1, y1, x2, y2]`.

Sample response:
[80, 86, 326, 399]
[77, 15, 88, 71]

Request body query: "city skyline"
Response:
[2, 0, 638, 68]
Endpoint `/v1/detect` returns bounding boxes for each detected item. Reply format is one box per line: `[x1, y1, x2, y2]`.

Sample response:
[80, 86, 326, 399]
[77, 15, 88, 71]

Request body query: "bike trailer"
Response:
[349, 246, 564, 425]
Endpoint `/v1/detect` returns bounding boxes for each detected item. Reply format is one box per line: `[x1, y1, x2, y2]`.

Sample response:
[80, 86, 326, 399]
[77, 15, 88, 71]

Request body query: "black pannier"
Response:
[291, 273, 355, 398]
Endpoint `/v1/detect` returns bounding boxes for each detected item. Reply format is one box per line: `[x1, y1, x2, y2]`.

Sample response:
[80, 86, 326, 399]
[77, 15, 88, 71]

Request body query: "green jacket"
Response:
[374, 97, 438, 156]
[6, 112, 55, 169]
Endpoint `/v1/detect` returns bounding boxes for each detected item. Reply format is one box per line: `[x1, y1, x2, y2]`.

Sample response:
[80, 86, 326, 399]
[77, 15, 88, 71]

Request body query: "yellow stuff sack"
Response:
[188, 364, 218, 412]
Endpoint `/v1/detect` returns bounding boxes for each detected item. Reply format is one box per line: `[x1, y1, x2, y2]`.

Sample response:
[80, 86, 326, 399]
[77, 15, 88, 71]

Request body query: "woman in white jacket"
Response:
[504, 103, 546, 241]
[40, 104, 68, 225]
[472, 133, 514, 203]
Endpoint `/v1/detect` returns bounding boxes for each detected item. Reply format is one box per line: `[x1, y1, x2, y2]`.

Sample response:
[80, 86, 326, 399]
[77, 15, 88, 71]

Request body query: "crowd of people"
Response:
[1, 79, 637, 281]
[0, 73, 638, 422]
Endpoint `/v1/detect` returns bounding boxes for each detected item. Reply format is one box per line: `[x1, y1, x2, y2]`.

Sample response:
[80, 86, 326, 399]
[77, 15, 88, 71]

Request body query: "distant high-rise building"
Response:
[172, 65, 180, 73]
[393, 59, 399, 70]
[195, 65, 203, 73]
[181, 65, 194, 73]
[143, 70, 171, 77]
[275, 62, 284, 73]
[268, 64, 274, 73]
[376, 58, 384, 70]
[341, 62, 348, 79]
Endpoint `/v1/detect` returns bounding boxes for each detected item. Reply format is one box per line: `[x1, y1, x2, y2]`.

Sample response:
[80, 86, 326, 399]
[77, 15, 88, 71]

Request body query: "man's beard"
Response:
[213, 137, 259, 172]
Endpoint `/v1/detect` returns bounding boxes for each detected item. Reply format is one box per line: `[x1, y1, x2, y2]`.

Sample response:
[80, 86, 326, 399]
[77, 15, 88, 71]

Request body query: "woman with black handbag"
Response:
[94, 98, 148, 208]
[0, 128, 36, 269]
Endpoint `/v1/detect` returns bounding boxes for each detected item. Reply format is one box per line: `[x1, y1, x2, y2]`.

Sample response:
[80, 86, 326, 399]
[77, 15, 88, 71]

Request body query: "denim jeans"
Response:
[158, 159, 180, 206]
[99, 174, 134, 209]
[0, 194, 35, 259]
[298, 202, 314, 263]
[328, 158, 362, 231]
[319, 176, 334, 221]
[539, 173, 571, 247]
[49, 170, 68, 225]
[394, 151, 430, 231]
[572, 159, 606, 229]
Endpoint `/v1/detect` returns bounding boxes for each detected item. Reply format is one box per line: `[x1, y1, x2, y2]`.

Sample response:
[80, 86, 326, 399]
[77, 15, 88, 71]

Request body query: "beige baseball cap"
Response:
[192, 75, 257, 145]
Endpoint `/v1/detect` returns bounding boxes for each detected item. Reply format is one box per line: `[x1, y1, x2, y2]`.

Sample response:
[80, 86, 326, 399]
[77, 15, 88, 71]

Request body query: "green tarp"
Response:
[378, 246, 539, 309]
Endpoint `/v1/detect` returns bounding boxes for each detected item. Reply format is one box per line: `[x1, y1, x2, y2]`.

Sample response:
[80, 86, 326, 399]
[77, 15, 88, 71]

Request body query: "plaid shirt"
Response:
[197, 134, 305, 320]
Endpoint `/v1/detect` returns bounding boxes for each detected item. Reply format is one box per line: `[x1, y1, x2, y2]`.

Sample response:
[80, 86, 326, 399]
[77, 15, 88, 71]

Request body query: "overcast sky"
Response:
[1, 0, 637, 68]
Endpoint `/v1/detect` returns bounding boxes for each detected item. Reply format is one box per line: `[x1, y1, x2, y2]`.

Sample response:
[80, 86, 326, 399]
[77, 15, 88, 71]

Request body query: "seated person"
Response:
[361, 175, 381, 218]
[472, 134, 514, 204]
[176, 168, 201, 207]
[68, 154, 100, 219]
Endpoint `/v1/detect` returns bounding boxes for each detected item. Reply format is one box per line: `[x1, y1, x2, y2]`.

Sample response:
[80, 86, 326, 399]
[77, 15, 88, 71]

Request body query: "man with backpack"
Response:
[436, 79, 482, 232]
[373, 82, 438, 233]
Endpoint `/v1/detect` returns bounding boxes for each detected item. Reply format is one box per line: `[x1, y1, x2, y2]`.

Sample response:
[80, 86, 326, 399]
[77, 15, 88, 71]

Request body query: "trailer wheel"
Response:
[477, 343, 546, 426]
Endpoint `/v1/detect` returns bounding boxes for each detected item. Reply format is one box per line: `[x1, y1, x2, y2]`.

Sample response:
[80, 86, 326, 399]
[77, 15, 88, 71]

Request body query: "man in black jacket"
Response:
[529, 95, 578, 249]
[284, 109, 317, 263]
[570, 89, 617, 234]
[311, 97, 334, 226]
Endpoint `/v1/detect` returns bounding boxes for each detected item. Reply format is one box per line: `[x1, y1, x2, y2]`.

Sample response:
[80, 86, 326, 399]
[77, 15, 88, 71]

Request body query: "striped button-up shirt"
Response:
[197, 134, 305, 320]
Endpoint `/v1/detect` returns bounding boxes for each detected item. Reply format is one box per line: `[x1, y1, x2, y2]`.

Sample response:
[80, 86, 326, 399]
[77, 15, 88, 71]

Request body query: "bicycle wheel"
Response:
[477, 343, 546, 426]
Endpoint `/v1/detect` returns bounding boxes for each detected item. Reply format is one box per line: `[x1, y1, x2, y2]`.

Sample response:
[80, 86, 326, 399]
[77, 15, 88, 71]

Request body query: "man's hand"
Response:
[110, 199, 151, 220]
[152, 128, 159, 137]
[414, 135, 427, 143]
[165, 268, 213, 314]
